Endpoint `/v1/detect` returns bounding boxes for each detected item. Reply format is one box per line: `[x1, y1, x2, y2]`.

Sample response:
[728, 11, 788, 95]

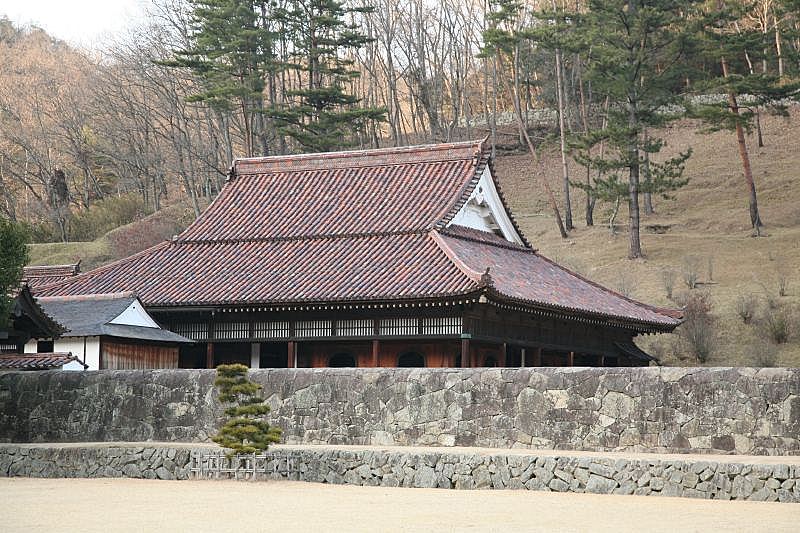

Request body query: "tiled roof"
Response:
[22, 263, 80, 289]
[182, 141, 487, 241]
[36, 233, 476, 306]
[0, 352, 87, 370]
[436, 229, 679, 327]
[34, 141, 680, 329]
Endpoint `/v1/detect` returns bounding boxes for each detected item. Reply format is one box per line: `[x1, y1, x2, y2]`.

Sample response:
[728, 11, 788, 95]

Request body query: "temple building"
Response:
[36, 140, 681, 368]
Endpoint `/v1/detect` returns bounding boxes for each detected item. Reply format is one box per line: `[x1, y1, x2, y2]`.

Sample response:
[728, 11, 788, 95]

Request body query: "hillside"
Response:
[494, 106, 800, 366]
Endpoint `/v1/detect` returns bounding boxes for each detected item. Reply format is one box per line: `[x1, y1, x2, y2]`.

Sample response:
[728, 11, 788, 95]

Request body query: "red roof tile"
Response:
[37, 233, 476, 306]
[436, 228, 679, 326]
[22, 263, 80, 289]
[182, 141, 487, 241]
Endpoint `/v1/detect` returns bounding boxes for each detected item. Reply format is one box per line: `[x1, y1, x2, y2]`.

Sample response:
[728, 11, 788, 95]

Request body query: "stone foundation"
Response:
[2, 443, 799, 503]
[2, 368, 800, 455]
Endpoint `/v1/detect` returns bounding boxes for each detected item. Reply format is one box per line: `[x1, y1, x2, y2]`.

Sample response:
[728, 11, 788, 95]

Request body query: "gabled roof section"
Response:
[179, 140, 494, 242]
[35, 292, 191, 343]
[8, 285, 66, 338]
[22, 262, 80, 289]
[434, 226, 681, 329]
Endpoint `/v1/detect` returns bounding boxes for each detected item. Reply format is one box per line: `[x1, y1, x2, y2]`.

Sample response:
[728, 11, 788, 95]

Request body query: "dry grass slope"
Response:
[494, 107, 800, 366]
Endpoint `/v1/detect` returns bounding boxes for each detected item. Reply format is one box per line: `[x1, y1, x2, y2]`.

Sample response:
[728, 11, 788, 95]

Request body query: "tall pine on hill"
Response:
[690, 1, 800, 235]
[271, 0, 385, 152]
[574, 0, 698, 258]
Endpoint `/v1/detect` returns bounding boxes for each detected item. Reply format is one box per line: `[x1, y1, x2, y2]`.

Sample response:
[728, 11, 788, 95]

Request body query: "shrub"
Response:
[777, 272, 788, 297]
[660, 268, 676, 300]
[735, 294, 757, 324]
[682, 256, 700, 289]
[759, 306, 793, 344]
[751, 340, 778, 368]
[615, 271, 635, 298]
[212, 364, 282, 457]
[69, 194, 148, 241]
[676, 291, 715, 363]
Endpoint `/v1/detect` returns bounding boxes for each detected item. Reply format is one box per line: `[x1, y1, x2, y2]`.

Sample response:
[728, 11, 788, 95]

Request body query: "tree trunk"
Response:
[627, 102, 642, 259]
[555, 47, 573, 231]
[642, 129, 654, 215]
[722, 56, 764, 234]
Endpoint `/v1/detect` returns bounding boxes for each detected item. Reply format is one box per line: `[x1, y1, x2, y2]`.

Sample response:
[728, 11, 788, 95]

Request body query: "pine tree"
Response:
[169, 0, 279, 157]
[574, 0, 698, 258]
[212, 363, 282, 457]
[689, 1, 800, 235]
[270, 0, 386, 152]
[0, 219, 28, 329]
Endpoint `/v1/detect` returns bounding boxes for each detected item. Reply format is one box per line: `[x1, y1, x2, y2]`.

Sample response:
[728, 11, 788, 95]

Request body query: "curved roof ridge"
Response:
[428, 230, 484, 285]
[234, 139, 486, 175]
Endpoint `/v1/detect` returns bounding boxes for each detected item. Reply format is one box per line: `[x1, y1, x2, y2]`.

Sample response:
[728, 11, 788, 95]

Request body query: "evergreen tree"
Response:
[270, 0, 385, 152]
[212, 363, 282, 457]
[689, 1, 800, 235]
[169, 0, 279, 157]
[0, 219, 28, 329]
[574, 0, 698, 258]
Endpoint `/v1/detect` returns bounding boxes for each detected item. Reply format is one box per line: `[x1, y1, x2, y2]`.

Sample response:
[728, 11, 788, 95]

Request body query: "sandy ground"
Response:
[4, 478, 800, 533]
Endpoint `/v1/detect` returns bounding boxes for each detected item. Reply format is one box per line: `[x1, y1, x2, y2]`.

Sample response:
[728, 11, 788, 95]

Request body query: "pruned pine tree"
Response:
[0, 218, 28, 329]
[270, 0, 386, 152]
[574, 0, 698, 258]
[212, 363, 282, 457]
[690, 1, 800, 236]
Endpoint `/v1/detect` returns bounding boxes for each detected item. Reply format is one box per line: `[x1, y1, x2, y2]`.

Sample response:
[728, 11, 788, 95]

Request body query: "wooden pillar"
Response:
[568, 351, 575, 367]
[597, 354, 605, 367]
[250, 343, 260, 369]
[500, 343, 507, 367]
[521, 348, 527, 367]
[532, 347, 542, 367]
[206, 342, 214, 369]
[287, 341, 296, 368]
[372, 340, 380, 368]
[461, 338, 470, 368]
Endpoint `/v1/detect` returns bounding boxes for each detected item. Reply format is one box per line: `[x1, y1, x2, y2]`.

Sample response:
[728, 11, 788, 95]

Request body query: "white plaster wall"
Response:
[109, 299, 160, 328]
[449, 167, 524, 245]
[24, 337, 100, 370]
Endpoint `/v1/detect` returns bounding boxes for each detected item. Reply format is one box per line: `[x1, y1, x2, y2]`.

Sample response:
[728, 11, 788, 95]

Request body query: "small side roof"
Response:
[35, 292, 191, 344]
[22, 262, 80, 289]
[0, 352, 87, 370]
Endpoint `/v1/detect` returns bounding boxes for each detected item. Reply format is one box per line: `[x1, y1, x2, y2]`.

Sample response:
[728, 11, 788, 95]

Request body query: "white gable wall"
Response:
[24, 336, 100, 370]
[109, 299, 160, 328]
[449, 166, 524, 245]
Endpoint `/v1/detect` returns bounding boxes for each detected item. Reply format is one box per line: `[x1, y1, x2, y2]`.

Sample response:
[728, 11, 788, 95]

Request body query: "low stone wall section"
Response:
[2, 444, 799, 503]
[2, 368, 800, 455]
[0, 444, 199, 480]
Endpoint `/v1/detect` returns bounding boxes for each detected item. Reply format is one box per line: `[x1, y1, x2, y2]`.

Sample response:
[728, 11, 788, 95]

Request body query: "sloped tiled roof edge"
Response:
[33, 241, 171, 296]
[532, 253, 684, 326]
[435, 228, 682, 331]
[12, 285, 67, 337]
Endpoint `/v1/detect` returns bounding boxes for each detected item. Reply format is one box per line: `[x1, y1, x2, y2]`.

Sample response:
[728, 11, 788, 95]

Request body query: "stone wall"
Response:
[0, 444, 198, 480]
[1, 368, 799, 455]
[2, 443, 799, 503]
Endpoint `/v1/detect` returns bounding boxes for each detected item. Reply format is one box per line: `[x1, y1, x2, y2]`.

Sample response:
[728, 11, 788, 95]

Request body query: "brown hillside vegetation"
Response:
[494, 107, 800, 367]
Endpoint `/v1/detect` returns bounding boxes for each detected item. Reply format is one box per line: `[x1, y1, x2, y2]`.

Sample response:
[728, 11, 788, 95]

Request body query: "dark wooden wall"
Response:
[101, 340, 178, 370]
